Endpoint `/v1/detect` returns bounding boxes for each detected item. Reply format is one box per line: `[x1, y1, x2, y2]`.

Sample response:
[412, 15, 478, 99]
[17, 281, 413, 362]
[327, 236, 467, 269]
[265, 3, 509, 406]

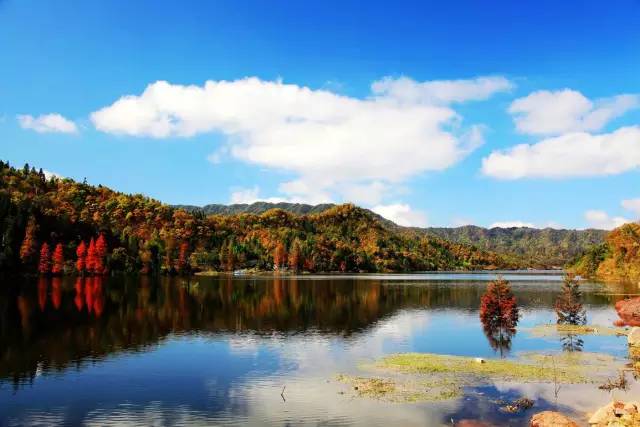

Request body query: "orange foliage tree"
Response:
[95, 234, 108, 274]
[20, 216, 38, 265]
[273, 242, 286, 270]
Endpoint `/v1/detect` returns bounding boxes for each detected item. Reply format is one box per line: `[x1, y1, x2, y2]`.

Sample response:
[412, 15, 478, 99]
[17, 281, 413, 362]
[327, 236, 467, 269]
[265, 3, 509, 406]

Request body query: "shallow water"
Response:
[0, 272, 637, 426]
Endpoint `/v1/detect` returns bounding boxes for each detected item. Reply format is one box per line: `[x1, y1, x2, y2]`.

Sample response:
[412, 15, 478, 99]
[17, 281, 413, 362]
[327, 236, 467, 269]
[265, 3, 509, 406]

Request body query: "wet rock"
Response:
[615, 297, 640, 327]
[530, 411, 578, 427]
[628, 327, 640, 347]
[588, 400, 640, 426]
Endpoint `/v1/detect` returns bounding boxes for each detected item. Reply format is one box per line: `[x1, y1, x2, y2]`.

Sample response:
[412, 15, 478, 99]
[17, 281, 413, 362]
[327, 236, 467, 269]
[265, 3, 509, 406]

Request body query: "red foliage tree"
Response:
[86, 238, 97, 274]
[52, 243, 65, 275]
[76, 241, 87, 274]
[479, 278, 519, 356]
[38, 242, 51, 274]
[95, 234, 108, 274]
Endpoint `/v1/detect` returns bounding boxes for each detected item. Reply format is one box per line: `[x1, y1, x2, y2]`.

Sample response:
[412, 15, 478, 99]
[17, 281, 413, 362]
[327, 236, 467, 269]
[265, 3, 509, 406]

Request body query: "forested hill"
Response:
[421, 226, 607, 268]
[0, 161, 509, 274]
[570, 222, 640, 283]
[177, 202, 335, 216]
[179, 202, 607, 268]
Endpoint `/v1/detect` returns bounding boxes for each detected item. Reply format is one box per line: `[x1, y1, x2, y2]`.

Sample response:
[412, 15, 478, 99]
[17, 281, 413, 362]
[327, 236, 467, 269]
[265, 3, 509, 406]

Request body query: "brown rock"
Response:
[615, 297, 640, 327]
[530, 411, 578, 427]
[588, 400, 640, 426]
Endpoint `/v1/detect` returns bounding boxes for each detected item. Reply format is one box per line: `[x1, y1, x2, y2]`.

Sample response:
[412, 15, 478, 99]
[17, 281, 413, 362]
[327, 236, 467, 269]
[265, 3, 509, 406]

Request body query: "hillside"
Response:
[571, 222, 640, 283]
[421, 226, 607, 268]
[177, 201, 336, 216]
[179, 202, 607, 268]
[0, 161, 510, 275]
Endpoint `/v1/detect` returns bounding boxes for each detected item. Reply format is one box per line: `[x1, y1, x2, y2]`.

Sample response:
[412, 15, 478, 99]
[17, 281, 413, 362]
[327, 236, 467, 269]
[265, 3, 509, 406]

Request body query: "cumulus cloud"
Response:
[584, 210, 629, 230]
[42, 169, 63, 180]
[91, 76, 509, 203]
[489, 221, 535, 228]
[509, 90, 639, 135]
[371, 75, 513, 105]
[17, 113, 78, 134]
[228, 185, 332, 205]
[372, 204, 428, 227]
[621, 198, 640, 216]
[481, 126, 640, 179]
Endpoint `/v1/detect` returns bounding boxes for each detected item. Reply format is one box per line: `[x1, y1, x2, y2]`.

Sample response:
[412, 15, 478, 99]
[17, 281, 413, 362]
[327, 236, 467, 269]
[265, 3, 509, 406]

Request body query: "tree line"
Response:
[0, 161, 510, 276]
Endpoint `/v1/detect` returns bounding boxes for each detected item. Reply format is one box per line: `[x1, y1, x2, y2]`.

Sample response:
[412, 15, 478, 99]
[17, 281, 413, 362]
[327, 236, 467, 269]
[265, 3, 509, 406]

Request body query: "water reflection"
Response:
[0, 274, 635, 426]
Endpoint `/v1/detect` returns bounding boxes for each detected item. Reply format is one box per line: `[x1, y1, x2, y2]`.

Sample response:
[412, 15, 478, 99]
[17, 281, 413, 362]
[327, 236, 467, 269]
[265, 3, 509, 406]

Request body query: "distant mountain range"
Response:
[177, 202, 607, 268]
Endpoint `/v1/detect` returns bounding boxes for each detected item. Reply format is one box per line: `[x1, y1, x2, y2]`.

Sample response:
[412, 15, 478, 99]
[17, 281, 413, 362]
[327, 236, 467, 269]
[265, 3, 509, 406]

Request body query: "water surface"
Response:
[1, 272, 637, 426]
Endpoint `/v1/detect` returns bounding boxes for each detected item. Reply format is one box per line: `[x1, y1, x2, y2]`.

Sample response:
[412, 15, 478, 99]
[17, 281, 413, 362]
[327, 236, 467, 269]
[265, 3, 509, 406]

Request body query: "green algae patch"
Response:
[519, 351, 618, 369]
[372, 353, 588, 383]
[335, 374, 462, 403]
[526, 324, 628, 338]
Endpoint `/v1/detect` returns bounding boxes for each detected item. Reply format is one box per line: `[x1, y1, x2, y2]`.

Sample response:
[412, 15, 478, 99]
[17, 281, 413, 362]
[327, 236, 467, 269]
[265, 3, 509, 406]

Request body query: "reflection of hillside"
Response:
[0, 276, 622, 389]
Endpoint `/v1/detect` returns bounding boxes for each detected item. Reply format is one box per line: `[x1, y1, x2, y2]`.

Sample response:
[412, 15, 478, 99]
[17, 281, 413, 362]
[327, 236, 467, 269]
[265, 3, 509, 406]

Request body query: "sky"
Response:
[1, 0, 639, 229]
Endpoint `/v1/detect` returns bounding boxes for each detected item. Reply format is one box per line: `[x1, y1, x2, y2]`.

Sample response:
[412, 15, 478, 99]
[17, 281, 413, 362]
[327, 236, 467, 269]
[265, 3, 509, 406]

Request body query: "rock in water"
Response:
[530, 411, 578, 427]
[588, 400, 640, 426]
[615, 297, 640, 327]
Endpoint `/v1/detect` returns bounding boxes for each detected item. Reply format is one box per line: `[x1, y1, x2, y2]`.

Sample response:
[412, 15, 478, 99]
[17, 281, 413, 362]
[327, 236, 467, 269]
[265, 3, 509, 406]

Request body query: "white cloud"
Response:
[372, 203, 428, 227]
[228, 185, 332, 205]
[17, 113, 78, 134]
[621, 198, 640, 216]
[371, 75, 513, 105]
[91, 76, 508, 203]
[42, 169, 63, 180]
[509, 89, 639, 135]
[489, 221, 535, 228]
[584, 209, 629, 230]
[481, 126, 640, 179]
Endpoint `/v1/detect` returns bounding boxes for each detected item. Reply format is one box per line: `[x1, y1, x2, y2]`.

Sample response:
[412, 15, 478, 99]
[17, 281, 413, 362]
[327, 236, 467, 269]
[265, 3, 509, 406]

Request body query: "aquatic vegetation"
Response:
[334, 374, 462, 402]
[526, 324, 628, 338]
[376, 353, 588, 383]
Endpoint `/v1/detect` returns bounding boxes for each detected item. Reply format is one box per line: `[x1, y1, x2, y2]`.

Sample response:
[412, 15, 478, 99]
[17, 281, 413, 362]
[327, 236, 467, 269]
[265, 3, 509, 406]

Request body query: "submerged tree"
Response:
[555, 274, 586, 325]
[479, 278, 520, 357]
[555, 274, 586, 352]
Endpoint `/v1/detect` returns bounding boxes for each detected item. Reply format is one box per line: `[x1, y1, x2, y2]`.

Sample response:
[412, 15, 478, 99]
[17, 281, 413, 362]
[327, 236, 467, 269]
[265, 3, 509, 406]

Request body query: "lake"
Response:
[1, 272, 638, 426]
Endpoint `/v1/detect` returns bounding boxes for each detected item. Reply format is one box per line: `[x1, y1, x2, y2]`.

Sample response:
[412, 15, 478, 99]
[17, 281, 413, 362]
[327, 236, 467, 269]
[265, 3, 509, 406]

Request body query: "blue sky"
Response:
[1, 0, 639, 229]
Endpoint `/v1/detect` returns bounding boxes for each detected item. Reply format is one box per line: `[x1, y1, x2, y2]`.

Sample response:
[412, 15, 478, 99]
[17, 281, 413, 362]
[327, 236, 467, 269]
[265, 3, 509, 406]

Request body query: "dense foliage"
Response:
[571, 223, 640, 283]
[179, 202, 608, 268]
[423, 225, 607, 268]
[0, 161, 510, 275]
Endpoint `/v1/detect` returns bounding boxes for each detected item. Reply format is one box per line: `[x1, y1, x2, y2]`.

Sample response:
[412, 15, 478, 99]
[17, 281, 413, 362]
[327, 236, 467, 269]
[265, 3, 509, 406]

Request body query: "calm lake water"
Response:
[1, 272, 638, 426]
